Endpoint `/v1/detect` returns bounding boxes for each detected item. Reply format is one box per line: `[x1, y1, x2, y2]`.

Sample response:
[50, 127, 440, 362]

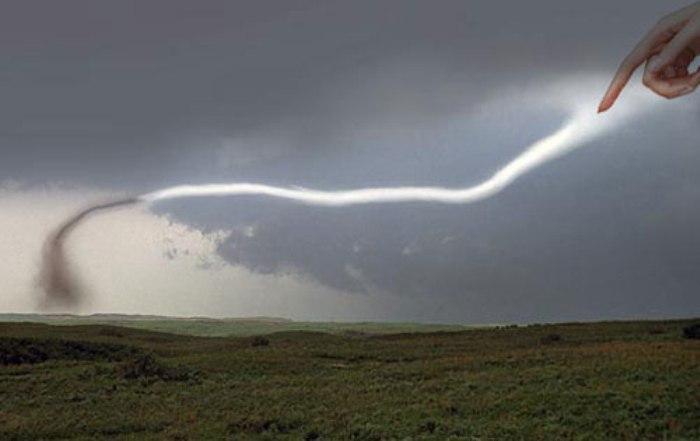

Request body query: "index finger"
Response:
[598, 27, 675, 112]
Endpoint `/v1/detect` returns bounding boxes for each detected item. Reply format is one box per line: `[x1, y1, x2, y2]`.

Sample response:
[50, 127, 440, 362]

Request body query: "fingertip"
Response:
[597, 94, 613, 113]
[598, 91, 610, 112]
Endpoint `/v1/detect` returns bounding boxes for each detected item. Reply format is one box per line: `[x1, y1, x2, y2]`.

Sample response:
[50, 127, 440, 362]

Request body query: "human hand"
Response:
[598, 2, 700, 113]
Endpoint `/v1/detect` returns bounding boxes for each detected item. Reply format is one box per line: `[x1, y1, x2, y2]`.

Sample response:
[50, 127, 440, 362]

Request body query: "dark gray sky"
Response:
[1, 0, 699, 322]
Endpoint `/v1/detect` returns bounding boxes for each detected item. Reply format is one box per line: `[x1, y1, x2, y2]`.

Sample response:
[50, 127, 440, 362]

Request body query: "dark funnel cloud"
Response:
[39, 198, 139, 308]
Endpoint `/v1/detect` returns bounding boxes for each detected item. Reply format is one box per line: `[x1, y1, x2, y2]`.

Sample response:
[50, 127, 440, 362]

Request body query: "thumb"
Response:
[648, 20, 699, 73]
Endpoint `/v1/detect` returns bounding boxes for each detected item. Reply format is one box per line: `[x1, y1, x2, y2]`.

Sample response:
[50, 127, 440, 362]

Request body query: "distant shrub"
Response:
[97, 327, 125, 338]
[648, 327, 665, 335]
[305, 430, 321, 440]
[117, 354, 197, 382]
[682, 324, 700, 340]
[419, 420, 438, 434]
[444, 404, 460, 416]
[226, 417, 302, 434]
[540, 334, 562, 344]
[0, 337, 140, 365]
[349, 423, 384, 441]
[251, 336, 270, 347]
[342, 330, 371, 338]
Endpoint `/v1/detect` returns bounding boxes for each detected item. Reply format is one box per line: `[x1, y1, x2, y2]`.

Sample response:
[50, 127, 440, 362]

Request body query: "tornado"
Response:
[39, 198, 139, 308]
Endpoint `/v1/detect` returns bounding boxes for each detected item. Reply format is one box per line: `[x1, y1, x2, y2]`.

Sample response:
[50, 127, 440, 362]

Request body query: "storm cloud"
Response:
[1, 0, 699, 322]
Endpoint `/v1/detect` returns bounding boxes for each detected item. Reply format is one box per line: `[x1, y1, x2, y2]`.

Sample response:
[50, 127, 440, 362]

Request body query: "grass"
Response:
[0, 317, 698, 440]
[0, 314, 474, 337]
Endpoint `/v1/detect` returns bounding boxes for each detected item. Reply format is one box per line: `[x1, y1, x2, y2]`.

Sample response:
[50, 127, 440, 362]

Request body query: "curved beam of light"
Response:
[139, 108, 627, 206]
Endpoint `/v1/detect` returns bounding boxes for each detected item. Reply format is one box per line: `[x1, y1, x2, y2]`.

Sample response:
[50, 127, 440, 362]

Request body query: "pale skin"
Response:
[599, 1, 700, 112]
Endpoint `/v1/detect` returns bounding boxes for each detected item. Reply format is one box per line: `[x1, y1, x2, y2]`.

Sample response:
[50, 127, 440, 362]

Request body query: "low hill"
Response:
[0, 313, 473, 337]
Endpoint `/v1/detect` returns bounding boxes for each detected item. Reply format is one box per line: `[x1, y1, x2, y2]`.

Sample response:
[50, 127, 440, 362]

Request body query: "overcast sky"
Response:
[1, 0, 699, 323]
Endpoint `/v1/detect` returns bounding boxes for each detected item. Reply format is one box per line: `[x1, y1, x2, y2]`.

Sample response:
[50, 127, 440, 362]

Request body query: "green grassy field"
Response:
[0, 317, 698, 440]
[0, 314, 474, 337]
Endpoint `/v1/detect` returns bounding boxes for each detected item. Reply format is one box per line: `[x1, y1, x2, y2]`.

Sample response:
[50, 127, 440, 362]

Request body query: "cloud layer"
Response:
[1, 0, 699, 322]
